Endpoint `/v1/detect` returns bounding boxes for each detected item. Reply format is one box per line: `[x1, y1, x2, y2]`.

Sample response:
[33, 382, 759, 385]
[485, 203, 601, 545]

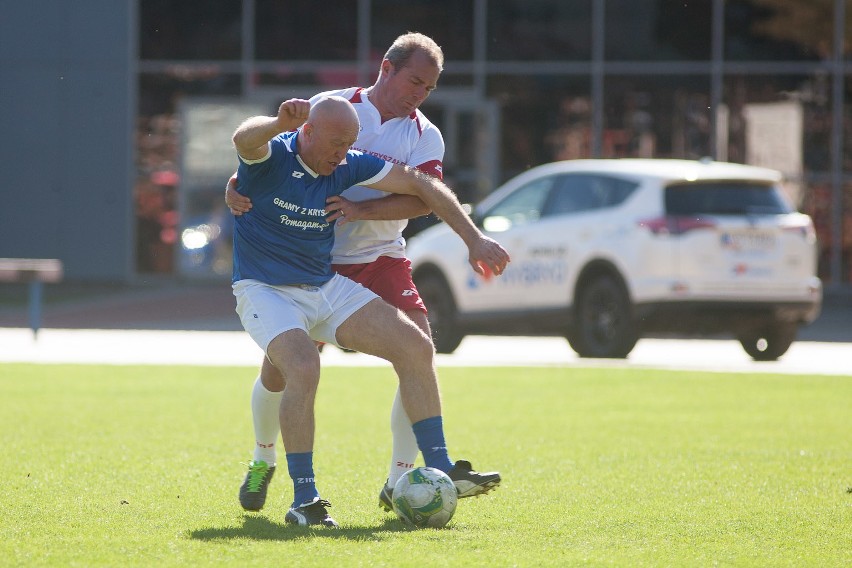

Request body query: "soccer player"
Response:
[227, 33, 501, 516]
[230, 95, 510, 527]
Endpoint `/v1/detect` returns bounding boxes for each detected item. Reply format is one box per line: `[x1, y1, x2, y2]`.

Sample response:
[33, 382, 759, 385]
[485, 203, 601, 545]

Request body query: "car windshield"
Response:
[665, 181, 792, 216]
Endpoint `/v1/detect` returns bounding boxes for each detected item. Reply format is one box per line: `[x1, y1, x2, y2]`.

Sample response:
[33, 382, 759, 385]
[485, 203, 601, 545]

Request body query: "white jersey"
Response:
[311, 87, 445, 264]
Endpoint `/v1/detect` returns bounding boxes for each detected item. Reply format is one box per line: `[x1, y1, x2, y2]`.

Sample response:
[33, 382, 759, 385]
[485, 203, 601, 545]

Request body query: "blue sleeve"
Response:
[337, 152, 390, 193]
[236, 137, 286, 196]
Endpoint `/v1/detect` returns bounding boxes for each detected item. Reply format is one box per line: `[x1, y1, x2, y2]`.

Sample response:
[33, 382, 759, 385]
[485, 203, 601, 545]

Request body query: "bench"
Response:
[0, 258, 64, 337]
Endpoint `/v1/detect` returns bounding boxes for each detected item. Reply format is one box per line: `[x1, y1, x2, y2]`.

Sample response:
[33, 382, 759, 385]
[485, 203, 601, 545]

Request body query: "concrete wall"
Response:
[0, 0, 136, 281]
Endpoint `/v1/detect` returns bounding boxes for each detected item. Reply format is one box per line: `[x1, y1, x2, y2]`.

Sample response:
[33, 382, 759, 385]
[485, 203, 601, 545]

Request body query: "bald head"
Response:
[299, 96, 361, 176]
[308, 95, 360, 132]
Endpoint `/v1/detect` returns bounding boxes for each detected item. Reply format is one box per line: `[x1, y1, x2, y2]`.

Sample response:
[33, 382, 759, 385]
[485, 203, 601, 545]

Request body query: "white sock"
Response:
[387, 387, 419, 487]
[250, 375, 282, 466]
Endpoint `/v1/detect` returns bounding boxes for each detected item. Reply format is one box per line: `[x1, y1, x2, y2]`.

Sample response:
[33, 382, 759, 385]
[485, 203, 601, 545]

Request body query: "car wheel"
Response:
[737, 323, 798, 361]
[569, 275, 638, 358]
[415, 272, 464, 354]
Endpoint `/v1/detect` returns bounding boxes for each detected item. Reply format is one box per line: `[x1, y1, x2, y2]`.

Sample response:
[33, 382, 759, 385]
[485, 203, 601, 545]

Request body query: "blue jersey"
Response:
[232, 131, 392, 285]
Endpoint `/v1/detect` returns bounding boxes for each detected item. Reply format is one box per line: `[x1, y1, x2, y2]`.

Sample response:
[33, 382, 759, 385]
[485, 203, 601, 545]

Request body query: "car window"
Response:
[543, 174, 638, 217]
[665, 181, 792, 215]
[480, 177, 553, 232]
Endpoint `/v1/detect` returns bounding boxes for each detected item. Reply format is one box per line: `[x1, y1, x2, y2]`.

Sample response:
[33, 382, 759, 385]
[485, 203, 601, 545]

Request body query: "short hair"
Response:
[383, 32, 444, 72]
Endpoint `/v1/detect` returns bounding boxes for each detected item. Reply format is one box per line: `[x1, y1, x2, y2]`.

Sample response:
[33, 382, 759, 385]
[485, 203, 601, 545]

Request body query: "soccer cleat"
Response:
[378, 481, 394, 512]
[285, 498, 339, 527]
[239, 460, 275, 511]
[447, 460, 501, 498]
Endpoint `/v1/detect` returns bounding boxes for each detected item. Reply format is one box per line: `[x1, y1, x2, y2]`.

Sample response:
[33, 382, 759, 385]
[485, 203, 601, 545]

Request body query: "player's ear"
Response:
[381, 59, 393, 77]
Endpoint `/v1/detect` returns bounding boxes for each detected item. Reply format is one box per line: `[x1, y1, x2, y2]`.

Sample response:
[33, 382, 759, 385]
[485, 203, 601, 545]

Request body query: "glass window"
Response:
[254, 67, 361, 91]
[140, 0, 242, 60]
[800, 179, 852, 284]
[724, 0, 828, 61]
[846, 185, 852, 283]
[255, 0, 357, 60]
[545, 175, 639, 216]
[842, 76, 852, 171]
[486, 0, 592, 61]
[603, 76, 712, 159]
[139, 72, 242, 116]
[136, 72, 242, 275]
[605, 0, 711, 61]
[488, 75, 592, 179]
[371, 0, 474, 61]
[665, 182, 792, 216]
[481, 177, 553, 231]
[722, 74, 830, 176]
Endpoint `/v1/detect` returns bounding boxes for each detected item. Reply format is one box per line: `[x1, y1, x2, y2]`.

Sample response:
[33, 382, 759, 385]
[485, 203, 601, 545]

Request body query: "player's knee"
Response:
[268, 351, 320, 390]
[401, 328, 435, 365]
[286, 357, 320, 386]
[260, 357, 285, 390]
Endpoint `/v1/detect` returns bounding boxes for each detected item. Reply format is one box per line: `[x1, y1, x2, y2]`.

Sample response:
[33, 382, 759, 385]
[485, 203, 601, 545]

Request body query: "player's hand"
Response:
[325, 195, 361, 226]
[468, 236, 511, 277]
[224, 173, 252, 215]
[277, 99, 310, 132]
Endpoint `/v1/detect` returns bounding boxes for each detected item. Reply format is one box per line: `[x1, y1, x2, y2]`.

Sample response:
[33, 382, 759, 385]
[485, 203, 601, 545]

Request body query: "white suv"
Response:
[407, 159, 822, 360]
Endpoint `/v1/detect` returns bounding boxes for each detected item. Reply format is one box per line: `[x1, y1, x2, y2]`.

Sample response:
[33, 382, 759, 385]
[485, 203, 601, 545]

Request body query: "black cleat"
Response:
[239, 460, 275, 511]
[285, 498, 339, 527]
[447, 460, 501, 498]
[378, 481, 394, 512]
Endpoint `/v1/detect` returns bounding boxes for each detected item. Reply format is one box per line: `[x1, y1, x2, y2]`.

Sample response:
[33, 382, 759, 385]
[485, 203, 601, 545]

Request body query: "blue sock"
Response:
[411, 416, 453, 472]
[286, 452, 319, 507]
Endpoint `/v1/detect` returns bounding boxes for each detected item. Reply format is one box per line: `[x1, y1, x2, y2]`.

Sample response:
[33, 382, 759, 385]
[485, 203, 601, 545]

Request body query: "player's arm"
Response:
[365, 164, 510, 276]
[224, 173, 428, 220]
[232, 99, 309, 160]
[325, 193, 429, 224]
[324, 161, 438, 223]
[228, 173, 433, 221]
[225, 174, 251, 215]
[326, 151, 444, 226]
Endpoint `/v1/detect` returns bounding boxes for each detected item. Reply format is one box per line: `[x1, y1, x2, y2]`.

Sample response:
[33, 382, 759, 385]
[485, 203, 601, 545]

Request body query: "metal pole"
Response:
[591, 0, 605, 157]
[28, 279, 43, 339]
[241, 0, 255, 95]
[473, 0, 487, 98]
[357, 0, 371, 87]
[709, 0, 724, 160]
[830, 0, 845, 288]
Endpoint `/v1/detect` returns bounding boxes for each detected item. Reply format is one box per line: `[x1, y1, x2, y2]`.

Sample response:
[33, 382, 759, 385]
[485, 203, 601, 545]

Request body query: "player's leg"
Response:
[265, 328, 336, 527]
[336, 301, 500, 495]
[334, 298, 467, 491]
[241, 341, 327, 510]
[255, 357, 285, 465]
[238, 356, 283, 511]
[336, 298, 442, 422]
[312, 275, 445, 462]
[265, 329, 319, 481]
[233, 280, 336, 527]
[334, 259, 427, 503]
[380, 309, 429, 510]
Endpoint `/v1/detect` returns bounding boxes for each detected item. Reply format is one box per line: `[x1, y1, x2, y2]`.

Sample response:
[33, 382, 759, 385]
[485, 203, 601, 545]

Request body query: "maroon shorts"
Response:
[332, 256, 427, 314]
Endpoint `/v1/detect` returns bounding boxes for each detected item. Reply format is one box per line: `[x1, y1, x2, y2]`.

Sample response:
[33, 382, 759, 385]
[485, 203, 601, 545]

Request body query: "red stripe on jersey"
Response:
[415, 159, 443, 180]
[411, 112, 422, 135]
[349, 88, 364, 103]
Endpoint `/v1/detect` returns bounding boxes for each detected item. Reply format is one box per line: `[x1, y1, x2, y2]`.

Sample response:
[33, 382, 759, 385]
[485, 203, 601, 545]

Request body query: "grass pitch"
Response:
[1, 363, 850, 567]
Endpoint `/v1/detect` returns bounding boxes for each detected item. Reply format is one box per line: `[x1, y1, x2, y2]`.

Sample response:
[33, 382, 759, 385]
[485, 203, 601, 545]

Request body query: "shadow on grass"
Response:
[189, 515, 407, 541]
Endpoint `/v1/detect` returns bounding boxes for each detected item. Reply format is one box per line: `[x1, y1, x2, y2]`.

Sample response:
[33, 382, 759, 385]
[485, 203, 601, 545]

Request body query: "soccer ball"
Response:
[392, 467, 458, 529]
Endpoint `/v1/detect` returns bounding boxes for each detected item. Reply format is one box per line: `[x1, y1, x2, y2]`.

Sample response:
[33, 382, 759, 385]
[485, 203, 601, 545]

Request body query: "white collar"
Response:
[295, 154, 319, 178]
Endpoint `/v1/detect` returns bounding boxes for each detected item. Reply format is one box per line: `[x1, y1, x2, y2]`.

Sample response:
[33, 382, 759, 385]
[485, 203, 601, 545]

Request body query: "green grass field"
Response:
[1, 363, 849, 567]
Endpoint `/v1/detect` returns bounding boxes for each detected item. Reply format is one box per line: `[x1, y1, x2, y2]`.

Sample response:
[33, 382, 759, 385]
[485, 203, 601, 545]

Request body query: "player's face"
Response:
[303, 122, 359, 176]
[385, 50, 441, 118]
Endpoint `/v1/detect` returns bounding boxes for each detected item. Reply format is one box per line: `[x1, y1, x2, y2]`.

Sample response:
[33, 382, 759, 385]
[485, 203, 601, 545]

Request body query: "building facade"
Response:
[3, 0, 851, 288]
